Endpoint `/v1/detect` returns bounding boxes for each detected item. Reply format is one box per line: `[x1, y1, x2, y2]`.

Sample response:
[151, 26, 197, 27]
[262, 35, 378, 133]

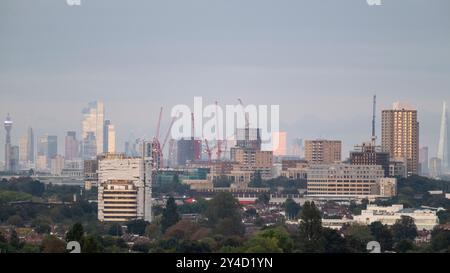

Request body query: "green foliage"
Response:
[205, 193, 244, 236]
[392, 216, 418, 243]
[369, 221, 394, 251]
[108, 223, 123, 237]
[0, 190, 33, 204]
[126, 219, 149, 236]
[284, 198, 301, 220]
[248, 171, 263, 188]
[81, 235, 101, 253]
[161, 197, 181, 233]
[298, 201, 324, 253]
[40, 235, 67, 253]
[430, 229, 450, 253]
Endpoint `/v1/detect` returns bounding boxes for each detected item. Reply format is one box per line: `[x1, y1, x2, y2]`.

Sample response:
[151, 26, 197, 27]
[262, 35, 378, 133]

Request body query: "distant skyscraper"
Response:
[65, 131, 80, 160]
[382, 103, 419, 176]
[27, 127, 35, 163]
[82, 101, 105, 156]
[19, 136, 28, 163]
[291, 138, 304, 158]
[103, 120, 116, 154]
[437, 101, 449, 173]
[19, 127, 35, 165]
[82, 132, 98, 160]
[272, 132, 287, 156]
[429, 157, 442, 179]
[47, 135, 58, 160]
[37, 135, 57, 169]
[4, 114, 13, 172]
[419, 147, 429, 176]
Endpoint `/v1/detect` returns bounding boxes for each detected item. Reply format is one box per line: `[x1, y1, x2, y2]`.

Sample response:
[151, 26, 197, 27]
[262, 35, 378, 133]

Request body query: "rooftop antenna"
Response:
[371, 95, 377, 146]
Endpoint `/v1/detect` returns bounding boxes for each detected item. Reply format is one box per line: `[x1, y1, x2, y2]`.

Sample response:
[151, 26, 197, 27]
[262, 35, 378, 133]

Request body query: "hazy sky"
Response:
[1, 0, 450, 160]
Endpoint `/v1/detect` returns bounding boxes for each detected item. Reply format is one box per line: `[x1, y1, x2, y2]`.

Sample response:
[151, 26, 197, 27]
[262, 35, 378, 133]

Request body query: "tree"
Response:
[161, 197, 180, 233]
[258, 227, 294, 253]
[7, 215, 24, 227]
[430, 229, 450, 253]
[9, 229, 21, 250]
[126, 220, 149, 236]
[248, 171, 263, 188]
[342, 224, 374, 253]
[35, 224, 52, 235]
[322, 228, 347, 253]
[369, 221, 394, 251]
[284, 198, 301, 220]
[297, 201, 324, 253]
[66, 222, 84, 242]
[205, 193, 244, 236]
[257, 193, 270, 206]
[392, 216, 418, 243]
[41, 235, 67, 253]
[81, 235, 101, 253]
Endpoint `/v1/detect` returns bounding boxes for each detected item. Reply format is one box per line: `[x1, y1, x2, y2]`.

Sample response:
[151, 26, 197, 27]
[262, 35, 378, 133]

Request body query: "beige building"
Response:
[281, 161, 309, 180]
[382, 103, 419, 176]
[98, 153, 152, 222]
[304, 140, 341, 164]
[230, 147, 273, 179]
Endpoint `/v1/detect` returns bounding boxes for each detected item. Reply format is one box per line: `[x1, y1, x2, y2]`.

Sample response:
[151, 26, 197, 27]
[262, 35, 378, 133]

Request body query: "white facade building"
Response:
[98, 152, 152, 222]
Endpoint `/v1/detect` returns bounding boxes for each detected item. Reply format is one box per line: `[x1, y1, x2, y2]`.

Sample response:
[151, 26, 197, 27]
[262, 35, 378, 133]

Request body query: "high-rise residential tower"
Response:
[82, 101, 104, 156]
[382, 103, 419, 176]
[304, 139, 342, 164]
[437, 101, 449, 173]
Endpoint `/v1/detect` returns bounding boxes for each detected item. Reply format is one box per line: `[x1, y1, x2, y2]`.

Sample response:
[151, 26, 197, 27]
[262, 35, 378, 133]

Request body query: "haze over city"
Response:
[1, 0, 450, 159]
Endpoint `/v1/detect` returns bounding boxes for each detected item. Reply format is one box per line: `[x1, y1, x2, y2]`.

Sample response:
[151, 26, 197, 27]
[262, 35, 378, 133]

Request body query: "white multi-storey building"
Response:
[98, 150, 152, 222]
[307, 164, 392, 199]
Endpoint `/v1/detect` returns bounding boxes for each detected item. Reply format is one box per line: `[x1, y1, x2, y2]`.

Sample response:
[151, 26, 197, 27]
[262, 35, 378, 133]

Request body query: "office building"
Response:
[304, 139, 342, 164]
[98, 152, 152, 222]
[429, 157, 442, 179]
[65, 131, 80, 160]
[177, 138, 201, 166]
[37, 135, 58, 169]
[382, 103, 419, 176]
[230, 147, 273, 179]
[290, 138, 304, 158]
[82, 101, 104, 156]
[437, 101, 449, 173]
[350, 142, 390, 177]
[419, 147, 429, 176]
[51, 155, 65, 176]
[4, 114, 13, 172]
[82, 132, 97, 160]
[236, 128, 262, 150]
[103, 120, 116, 154]
[272, 131, 287, 156]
